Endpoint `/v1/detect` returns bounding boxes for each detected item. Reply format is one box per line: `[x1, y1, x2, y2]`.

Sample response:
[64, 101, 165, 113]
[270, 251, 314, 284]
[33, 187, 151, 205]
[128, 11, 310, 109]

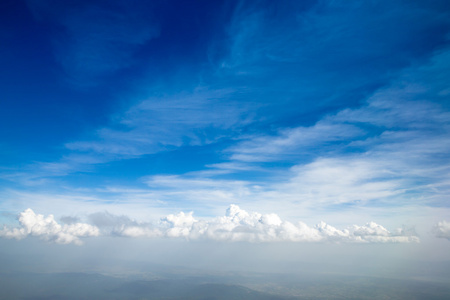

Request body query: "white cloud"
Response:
[160, 212, 198, 238]
[114, 225, 161, 238]
[114, 205, 419, 243]
[0, 209, 99, 245]
[229, 122, 364, 162]
[0, 206, 420, 244]
[280, 158, 403, 205]
[221, 48, 450, 209]
[66, 88, 246, 157]
[144, 175, 253, 206]
[433, 221, 450, 240]
[137, 153, 416, 211]
[4, 87, 251, 185]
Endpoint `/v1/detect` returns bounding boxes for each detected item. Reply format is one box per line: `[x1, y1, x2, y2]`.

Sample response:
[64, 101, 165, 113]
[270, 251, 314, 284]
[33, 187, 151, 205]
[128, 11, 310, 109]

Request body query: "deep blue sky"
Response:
[1, 0, 450, 249]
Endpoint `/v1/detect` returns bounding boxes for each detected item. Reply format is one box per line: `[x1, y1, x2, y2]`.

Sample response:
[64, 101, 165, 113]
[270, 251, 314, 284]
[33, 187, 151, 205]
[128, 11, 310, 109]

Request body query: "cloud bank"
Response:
[433, 221, 450, 240]
[0, 209, 99, 245]
[0, 206, 418, 245]
[151, 205, 419, 243]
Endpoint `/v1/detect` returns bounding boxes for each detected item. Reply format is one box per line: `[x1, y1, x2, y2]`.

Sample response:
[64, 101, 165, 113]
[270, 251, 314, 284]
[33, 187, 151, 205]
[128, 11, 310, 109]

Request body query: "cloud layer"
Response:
[156, 205, 419, 243]
[0, 206, 419, 245]
[433, 221, 450, 240]
[0, 209, 99, 245]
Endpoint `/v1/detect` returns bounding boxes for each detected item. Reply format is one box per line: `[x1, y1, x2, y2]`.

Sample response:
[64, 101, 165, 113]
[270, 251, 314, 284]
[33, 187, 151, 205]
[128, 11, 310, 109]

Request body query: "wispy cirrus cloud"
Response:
[7, 0, 449, 187]
[216, 0, 450, 118]
[3, 88, 251, 184]
[221, 48, 450, 209]
[225, 0, 449, 70]
[27, 0, 160, 86]
[5, 47, 450, 223]
[66, 88, 249, 156]
[228, 122, 364, 162]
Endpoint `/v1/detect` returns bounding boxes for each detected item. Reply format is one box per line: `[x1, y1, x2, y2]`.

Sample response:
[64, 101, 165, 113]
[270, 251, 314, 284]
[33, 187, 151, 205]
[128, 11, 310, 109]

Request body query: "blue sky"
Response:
[1, 0, 450, 253]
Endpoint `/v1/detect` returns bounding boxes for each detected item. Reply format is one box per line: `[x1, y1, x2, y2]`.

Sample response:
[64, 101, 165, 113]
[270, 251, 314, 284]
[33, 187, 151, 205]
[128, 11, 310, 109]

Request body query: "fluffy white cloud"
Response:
[0, 206, 419, 244]
[160, 212, 197, 238]
[115, 205, 419, 243]
[0, 209, 99, 245]
[433, 221, 450, 240]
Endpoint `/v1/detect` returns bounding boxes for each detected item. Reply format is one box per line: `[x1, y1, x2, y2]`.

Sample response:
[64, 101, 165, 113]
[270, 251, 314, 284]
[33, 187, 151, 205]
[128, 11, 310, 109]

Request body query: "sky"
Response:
[1, 0, 450, 279]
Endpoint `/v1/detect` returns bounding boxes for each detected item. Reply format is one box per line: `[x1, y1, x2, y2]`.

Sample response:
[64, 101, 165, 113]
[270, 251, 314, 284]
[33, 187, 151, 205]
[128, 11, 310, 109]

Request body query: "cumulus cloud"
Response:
[0, 206, 419, 244]
[115, 205, 419, 243]
[0, 209, 99, 245]
[432, 221, 450, 240]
